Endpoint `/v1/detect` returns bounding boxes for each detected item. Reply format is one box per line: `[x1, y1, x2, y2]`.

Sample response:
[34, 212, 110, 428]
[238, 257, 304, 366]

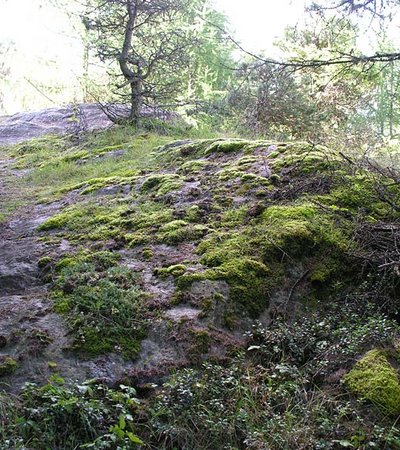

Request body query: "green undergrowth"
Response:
[49, 251, 149, 358]
[0, 379, 143, 449]
[2, 303, 400, 449]
[141, 303, 400, 449]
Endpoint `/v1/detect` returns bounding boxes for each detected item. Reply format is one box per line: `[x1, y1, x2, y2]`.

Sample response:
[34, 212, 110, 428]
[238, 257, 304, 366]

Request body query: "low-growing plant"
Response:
[247, 302, 399, 379]
[52, 251, 149, 358]
[0, 379, 143, 449]
[142, 301, 400, 449]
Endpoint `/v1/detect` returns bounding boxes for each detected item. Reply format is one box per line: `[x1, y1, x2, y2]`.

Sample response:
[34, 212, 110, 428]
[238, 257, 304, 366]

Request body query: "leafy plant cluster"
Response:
[247, 301, 398, 379]
[0, 378, 143, 450]
[1, 304, 400, 449]
[145, 303, 400, 449]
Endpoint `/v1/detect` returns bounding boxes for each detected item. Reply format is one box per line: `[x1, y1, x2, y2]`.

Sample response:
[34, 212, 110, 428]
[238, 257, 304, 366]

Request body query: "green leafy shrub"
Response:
[247, 303, 398, 377]
[144, 304, 400, 449]
[0, 380, 143, 449]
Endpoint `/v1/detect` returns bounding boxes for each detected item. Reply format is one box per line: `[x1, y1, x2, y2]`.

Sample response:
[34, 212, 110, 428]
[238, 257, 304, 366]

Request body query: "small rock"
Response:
[108, 149, 126, 158]
[122, 185, 131, 195]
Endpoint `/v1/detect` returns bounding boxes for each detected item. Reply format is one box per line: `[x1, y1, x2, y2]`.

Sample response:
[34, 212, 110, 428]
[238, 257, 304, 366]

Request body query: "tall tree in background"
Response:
[84, 0, 208, 126]
[227, 15, 376, 141]
[278, 17, 375, 138]
[227, 63, 319, 138]
[370, 37, 400, 137]
[307, 1, 400, 140]
[183, 7, 234, 102]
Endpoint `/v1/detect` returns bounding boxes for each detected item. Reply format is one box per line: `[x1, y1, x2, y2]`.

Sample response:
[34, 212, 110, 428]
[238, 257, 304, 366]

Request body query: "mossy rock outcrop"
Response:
[3, 126, 400, 449]
[344, 349, 400, 416]
[36, 136, 400, 326]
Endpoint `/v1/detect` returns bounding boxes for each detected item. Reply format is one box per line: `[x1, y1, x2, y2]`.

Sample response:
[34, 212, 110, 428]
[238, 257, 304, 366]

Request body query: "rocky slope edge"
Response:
[0, 128, 400, 449]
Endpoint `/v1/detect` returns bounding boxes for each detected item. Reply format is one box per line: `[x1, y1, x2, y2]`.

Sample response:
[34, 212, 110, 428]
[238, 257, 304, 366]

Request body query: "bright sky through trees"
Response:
[214, 0, 307, 53]
[0, 0, 306, 53]
[0, 0, 392, 114]
[0, 0, 308, 113]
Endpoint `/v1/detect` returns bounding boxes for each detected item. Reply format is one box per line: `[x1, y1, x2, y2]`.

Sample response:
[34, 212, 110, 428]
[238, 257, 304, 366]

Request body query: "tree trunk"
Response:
[129, 77, 143, 127]
[389, 61, 394, 138]
[118, 0, 142, 125]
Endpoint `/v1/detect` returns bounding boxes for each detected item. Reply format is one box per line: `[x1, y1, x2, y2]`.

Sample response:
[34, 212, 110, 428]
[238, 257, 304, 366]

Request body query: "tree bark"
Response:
[118, 0, 142, 126]
[129, 77, 143, 126]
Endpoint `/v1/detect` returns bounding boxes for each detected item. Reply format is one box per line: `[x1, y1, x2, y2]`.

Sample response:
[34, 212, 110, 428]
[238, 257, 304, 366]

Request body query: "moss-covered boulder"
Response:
[344, 349, 400, 416]
[0, 356, 18, 376]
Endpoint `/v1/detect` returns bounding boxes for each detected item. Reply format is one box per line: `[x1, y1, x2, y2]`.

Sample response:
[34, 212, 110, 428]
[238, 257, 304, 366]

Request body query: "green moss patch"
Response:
[38, 202, 130, 242]
[344, 349, 400, 416]
[179, 159, 209, 174]
[52, 251, 148, 358]
[0, 357, 18, 376]
[8, 135, 69, 168]
[140, 173, 184, 196]
[178, 258, 271, 318]
[155, 264, 187, 278]
[270, 142, 339, 173]
[62, 172, 139, 195]
[156, 220, 208, 245]
[175, 200, 354, 318]
[204, 139, 249, 154]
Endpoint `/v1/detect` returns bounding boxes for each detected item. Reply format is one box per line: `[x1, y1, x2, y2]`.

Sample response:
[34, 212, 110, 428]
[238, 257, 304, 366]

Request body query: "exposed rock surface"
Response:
[0, 103, 169, 146]
[0, 153, 137, 391]
[0, 104, 112, 146]
[0, 116, 400, 448]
